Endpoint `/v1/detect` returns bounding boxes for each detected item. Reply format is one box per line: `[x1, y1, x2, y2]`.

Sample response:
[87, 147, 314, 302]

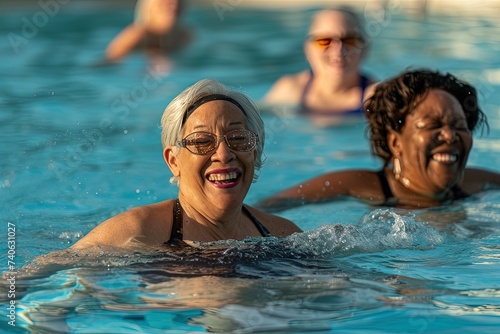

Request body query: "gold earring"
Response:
[393, 157, 401, 179]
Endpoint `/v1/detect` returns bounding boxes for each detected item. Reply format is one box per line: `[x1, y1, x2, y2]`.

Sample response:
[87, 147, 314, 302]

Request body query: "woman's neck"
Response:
[178, 195, 244, 241]
[385, 170, 450, 208]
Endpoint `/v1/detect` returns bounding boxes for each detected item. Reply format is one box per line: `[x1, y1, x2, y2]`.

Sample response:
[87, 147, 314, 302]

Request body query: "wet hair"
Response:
[364, 69, 488, 164]
[160, 78, 265, 184]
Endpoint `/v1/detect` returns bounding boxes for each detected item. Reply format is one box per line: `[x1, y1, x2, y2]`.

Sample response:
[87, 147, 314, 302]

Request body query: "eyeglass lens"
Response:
[181, 129, 257, 155]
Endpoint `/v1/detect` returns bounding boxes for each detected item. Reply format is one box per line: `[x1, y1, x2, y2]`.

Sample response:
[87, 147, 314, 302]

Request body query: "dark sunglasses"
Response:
[178, 129, 258, 155]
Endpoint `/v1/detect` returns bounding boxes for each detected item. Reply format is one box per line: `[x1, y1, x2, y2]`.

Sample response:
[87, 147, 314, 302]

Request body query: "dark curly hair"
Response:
[364, 69, 488, 165]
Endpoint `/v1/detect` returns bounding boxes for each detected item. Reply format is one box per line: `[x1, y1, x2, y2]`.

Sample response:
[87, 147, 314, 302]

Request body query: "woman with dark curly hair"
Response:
[257, 69, 500, 211]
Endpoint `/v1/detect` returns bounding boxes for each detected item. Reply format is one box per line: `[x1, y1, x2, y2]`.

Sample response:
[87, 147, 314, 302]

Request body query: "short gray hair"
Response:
[160, 78, 265, 183]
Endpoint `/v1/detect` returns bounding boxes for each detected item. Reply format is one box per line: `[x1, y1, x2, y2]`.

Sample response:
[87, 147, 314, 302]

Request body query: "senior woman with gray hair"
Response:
[71, 79, 301, 250]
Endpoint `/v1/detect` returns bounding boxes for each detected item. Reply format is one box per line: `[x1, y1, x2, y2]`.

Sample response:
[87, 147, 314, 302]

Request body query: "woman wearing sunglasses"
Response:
[264, 8, 376, 126]
[258, 69, 500, 212]
[70, 79, 302, 250]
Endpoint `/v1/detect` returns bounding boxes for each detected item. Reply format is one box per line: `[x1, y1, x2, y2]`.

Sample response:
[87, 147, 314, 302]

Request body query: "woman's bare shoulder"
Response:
[462, 167, 500, 193]
[107, 199, 175, 228]
[363, 82, 378, 101]
[71, 199, 175, 249]
[264, 70, 311, 105]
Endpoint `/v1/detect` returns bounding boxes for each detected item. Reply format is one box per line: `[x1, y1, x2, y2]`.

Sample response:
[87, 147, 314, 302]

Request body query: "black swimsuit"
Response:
[376, 170, 398, 206]
[376, 169, 469, 206]
[168, 199, 271, 243]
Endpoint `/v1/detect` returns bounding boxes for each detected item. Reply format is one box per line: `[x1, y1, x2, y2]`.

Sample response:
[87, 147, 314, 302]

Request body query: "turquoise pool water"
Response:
[1, 2, 500, 333]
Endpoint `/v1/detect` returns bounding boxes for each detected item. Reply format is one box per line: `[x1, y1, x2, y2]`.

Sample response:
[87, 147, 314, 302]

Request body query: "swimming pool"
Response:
[1, 2, 500, 333]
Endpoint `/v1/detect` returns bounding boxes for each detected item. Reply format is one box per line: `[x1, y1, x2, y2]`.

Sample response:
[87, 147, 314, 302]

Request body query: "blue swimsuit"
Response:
[299, 72, 371, 116]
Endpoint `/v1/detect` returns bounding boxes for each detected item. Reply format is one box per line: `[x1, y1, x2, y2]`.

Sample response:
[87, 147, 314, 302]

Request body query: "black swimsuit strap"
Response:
[450, 184, 469, 200]
[167, 200, 271, 243]
[377, 170, 393, 200]
[377, 169, 398, 206]
[169, 199, 184, 243]
[359, 74, 369, 100]
[242, 205, 272, 237]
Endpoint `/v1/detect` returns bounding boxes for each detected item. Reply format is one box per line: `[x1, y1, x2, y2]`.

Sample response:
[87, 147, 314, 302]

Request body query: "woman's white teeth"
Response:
[432, 153, 458, 163]
[208, 172, 238, 181]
